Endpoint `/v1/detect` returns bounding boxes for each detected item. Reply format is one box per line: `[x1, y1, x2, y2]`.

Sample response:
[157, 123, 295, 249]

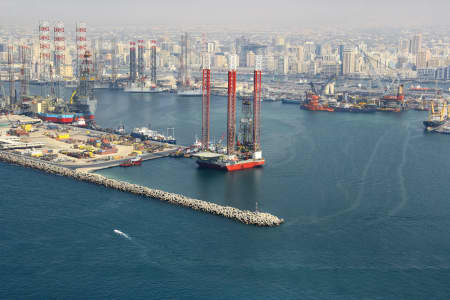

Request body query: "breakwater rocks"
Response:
[0, 151, 284, 227]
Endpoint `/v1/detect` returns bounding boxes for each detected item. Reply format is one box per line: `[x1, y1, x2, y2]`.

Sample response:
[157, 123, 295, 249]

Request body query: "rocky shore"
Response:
[0, 151, 284, 227]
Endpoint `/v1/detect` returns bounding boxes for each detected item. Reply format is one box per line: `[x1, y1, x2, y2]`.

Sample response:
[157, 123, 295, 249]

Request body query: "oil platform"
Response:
[194, 55, 264, 171]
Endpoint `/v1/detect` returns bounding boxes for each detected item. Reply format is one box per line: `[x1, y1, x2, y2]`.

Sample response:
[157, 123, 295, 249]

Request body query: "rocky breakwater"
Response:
[0, 151, 284, 227]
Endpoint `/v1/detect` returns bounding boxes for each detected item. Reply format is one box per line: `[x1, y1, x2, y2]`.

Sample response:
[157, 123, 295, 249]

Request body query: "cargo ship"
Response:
[131, 127, 176, 144]
[120, 156, 142, 167]
[423, 100, 448, 130]
[195, 151, 264, 171]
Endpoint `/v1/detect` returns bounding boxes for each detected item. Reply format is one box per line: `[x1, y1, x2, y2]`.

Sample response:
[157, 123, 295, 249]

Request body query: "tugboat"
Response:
[120, 156, 143, 167]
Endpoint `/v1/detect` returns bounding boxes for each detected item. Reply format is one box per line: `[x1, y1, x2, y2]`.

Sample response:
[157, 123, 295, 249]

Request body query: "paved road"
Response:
[63, 149, 177, 170]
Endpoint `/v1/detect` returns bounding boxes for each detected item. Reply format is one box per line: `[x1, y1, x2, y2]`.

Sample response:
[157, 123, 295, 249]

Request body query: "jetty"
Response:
[0, 151, 284, 227]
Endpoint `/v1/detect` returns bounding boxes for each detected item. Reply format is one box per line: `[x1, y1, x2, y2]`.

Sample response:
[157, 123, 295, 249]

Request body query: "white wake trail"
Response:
[113, 229, 131, 240]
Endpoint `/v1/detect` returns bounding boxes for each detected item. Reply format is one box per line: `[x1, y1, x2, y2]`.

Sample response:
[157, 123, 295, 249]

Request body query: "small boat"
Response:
[120, 156, 142, 167]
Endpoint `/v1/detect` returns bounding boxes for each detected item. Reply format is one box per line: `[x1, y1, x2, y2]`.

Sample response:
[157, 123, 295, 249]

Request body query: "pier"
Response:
[0, 151, 284, 227]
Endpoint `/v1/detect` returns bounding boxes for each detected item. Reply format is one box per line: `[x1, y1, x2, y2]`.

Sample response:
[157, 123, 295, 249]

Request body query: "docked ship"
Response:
[195, 151, 265, 171]
[423, 100, 448, 130]
[334, 102, 377, 113]
[131, 127, 176, 144]
[124, 82, 164, 93]
[177, 88, 202, 97]
[38, 112, 74, 124]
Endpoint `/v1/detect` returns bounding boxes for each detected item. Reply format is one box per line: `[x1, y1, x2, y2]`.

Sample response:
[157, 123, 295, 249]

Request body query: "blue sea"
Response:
[1, 90, 450, 299]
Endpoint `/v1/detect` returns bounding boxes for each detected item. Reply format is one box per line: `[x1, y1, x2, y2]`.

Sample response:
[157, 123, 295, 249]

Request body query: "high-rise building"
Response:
[207, 42, 215, 54]
[399, 39, 409, 54]
[315, 44, 322, 57]
[338, 44, 345, 63]
[409, 34, 422, 55]
[342, 48, 355, 75]
[276, 56, 289, 75]
[246, 51, 256, 68]
[416, 50, 431, 68]
[296, 46, 304, 63]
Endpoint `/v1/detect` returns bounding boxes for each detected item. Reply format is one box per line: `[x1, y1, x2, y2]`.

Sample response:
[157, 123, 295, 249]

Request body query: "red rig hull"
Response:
[197, 159, 265, 171]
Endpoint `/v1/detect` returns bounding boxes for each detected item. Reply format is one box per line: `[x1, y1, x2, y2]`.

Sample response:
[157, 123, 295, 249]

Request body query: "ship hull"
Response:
[177, 90, 202, 96]
[282, 99, 301, 104]
[120, 161, 142, 167]
[197, 159, 265, 171]
[123, 88, 164, 93]
[38, 113, 74, 124]
[423, 120, 445, 129]
[300, 104, 334, 112]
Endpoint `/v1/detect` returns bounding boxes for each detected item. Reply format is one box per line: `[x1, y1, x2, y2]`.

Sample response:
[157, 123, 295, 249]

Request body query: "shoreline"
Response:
[0, 151, 284, 227]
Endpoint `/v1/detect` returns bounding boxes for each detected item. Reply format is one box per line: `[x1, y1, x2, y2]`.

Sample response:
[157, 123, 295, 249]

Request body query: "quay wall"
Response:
[0, 151, 284, 227]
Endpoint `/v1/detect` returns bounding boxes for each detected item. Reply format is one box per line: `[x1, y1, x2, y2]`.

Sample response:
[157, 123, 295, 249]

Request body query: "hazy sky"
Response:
[0, 0, 449, 28]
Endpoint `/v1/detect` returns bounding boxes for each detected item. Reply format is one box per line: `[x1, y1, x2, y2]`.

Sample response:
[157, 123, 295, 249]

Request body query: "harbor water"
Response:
[1, 89, 450, 299]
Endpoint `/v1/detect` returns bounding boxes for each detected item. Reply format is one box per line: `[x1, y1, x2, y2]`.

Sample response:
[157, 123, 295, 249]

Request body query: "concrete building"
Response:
[417, 68, 436, 80]
[342, 48, 355, 75]
[296, 46, 304, 63]
[214, 54, 227, 68]
[416, 50, 431, 69]
[321, 62, 340, 77]
[207, 42, 215, 54]
[246, 51, 255, 68]
[410, 34, 422, 55]
[262, 55, 275, 73]
[277, 56, 289, 75]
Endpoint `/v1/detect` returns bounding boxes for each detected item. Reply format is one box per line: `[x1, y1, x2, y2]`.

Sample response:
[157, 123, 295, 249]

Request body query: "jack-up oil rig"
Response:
[195, 55, 264, 171]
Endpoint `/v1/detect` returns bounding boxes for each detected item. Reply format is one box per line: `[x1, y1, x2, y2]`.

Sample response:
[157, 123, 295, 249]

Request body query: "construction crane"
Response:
[69, 90, 77, 105]
[309, 81, 317, 95]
